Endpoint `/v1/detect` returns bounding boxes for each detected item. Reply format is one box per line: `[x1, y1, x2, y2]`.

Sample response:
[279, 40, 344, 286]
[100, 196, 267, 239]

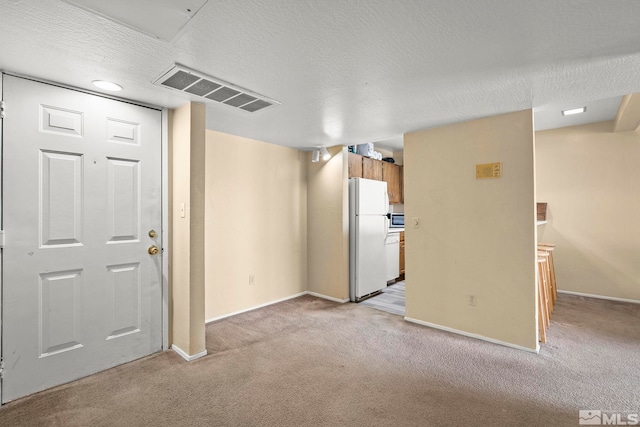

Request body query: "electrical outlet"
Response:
[468, 295, 477, 306]
[249, 274, 255, 286]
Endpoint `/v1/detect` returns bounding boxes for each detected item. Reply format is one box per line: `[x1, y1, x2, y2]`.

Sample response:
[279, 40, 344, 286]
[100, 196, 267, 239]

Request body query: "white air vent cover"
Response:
[154, 64, 280, 113]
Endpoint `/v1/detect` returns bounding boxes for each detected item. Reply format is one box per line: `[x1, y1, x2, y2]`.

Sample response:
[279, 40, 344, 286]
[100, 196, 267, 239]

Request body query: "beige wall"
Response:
[404, 110, 538, 350]
[170, 102, 206, 356]
[536, 121, 640, 301]
[307, 146, 350, 301]
[204, 131, 308, 319]
[393, 150, 404, 165]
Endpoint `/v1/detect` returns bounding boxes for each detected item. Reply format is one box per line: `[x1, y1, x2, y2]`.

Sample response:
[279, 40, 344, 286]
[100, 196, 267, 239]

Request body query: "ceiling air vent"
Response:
[153, 63, 280, 113]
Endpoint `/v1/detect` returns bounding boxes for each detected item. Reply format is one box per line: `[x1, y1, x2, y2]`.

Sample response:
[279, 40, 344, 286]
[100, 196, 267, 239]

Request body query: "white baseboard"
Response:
[205, 291, 351, 324]
[205, 291, 308, 324]
[404, 317, 540, 354]
[305, 291, 350, 303]
[172, 345, 207, 362]
[558, 290, 640, 304]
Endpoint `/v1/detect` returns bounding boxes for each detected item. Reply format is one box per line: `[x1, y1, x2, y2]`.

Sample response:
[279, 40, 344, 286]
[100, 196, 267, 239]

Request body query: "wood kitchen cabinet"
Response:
[383, 162, 403, 204]
[399, 231, 405, 277]
[348, 152, 363, 178]
[362, 156, 383, 180]
[349, 152, 404, 204]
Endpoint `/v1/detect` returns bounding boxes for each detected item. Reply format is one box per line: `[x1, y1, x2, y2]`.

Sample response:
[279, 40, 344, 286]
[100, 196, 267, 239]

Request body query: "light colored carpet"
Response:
[0, 293, 638, 426]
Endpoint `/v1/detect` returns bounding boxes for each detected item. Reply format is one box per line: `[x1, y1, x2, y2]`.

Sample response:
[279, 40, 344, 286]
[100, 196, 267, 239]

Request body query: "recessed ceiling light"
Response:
[561, 107, 586, 116]
[92, 80, 123, 91]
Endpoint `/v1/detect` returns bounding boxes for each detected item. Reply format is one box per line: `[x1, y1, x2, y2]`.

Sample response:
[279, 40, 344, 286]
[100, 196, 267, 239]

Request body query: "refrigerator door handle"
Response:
[384, 214, 389, 239]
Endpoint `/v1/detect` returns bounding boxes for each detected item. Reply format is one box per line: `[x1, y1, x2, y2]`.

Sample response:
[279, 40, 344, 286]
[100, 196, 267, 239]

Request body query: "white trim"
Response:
[205, 292, 308, 324]
[404, 317, 540, 354]
[558, 290, 640, 304]
[172, 345, 207, 362]
[306, 291, 350, 304]
[161, 108, 169, 351]
[0, 72, 4, 405]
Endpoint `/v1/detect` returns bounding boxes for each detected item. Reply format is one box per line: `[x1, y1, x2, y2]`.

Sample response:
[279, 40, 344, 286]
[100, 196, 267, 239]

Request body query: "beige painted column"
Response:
[404, 110, 538, 351]
[307, 146, 350, 302]
[613, 93, 640, 132]
[169, 102, 207, 360]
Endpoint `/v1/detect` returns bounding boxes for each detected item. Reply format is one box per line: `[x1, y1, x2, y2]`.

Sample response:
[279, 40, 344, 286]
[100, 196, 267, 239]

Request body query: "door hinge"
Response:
[0, 359, 4, 380]
[0, 230, 4, 248]
[0, 100, 5, 119]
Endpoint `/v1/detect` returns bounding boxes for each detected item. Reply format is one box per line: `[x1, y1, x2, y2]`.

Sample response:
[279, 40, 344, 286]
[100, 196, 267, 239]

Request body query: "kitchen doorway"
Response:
[359, 281, 405, 316]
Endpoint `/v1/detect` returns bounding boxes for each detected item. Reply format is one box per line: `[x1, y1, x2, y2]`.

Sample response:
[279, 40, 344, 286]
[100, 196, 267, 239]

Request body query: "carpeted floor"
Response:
[0, 293, 638, 426]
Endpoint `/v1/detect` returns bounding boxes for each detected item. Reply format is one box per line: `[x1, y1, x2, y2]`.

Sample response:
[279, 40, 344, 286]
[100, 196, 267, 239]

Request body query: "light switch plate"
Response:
[476, 162, 502, 179]
[412, 217, 420, 228]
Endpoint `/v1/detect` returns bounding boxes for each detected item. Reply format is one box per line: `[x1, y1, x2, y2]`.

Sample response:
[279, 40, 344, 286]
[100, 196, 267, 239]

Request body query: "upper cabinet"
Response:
[383, 162, 403, 204]
[362, 156, 383, 180]
[348, 152, 363, 178]
[348, 152, 403, 204]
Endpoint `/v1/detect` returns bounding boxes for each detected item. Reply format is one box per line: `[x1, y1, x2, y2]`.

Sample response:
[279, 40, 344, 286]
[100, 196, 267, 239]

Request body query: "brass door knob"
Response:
[148, 245, 159, 255]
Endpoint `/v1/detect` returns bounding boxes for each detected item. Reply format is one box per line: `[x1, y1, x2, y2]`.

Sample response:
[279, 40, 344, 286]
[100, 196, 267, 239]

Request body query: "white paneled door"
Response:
[1, 75, 163, 402]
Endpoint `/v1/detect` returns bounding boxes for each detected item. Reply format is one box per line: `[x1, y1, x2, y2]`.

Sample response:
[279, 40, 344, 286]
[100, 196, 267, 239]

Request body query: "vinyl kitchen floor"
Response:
[359, 281, 405, 316]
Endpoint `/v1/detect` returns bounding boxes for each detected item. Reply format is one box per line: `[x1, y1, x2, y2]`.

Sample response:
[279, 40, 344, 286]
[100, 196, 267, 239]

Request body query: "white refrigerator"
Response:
[349, 178, 389, 302]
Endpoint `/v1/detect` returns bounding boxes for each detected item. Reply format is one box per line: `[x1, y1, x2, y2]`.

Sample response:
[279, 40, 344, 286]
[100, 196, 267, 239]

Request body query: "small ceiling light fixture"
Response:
[311, 146, 330, 163]
[311, 149, 320, 163]
[561, 106, 586, 116]
[92, 80, 123, 92]
[319, 146, 330, 161]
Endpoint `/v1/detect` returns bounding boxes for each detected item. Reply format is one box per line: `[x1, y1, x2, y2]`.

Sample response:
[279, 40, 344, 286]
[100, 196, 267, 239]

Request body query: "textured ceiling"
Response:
[1, 0, 640, 151]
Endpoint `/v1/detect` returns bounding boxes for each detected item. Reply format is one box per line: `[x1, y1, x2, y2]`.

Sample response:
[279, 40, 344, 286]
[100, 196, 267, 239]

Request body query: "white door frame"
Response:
[160, 109, 170, 351]
[0, 72, 5, 405]
[0, 73, 170, 403]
